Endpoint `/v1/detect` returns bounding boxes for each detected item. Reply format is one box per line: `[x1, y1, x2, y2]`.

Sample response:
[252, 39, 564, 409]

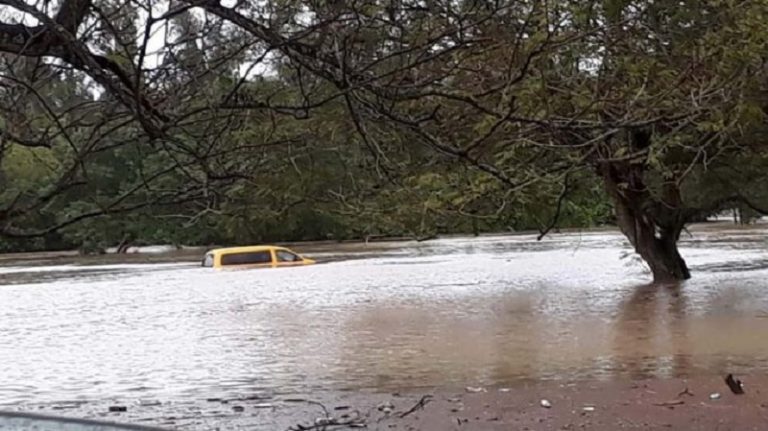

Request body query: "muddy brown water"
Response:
[1, 224, 768, 415]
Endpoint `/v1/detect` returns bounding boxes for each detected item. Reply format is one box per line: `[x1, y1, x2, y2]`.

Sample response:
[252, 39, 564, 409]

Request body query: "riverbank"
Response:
[250, 374, 768, 430]
[13, 375, 768, 430]
[370, 375, 768, 431]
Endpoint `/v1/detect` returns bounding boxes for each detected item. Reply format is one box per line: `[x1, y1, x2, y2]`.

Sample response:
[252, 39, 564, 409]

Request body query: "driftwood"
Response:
[287, 395, 434, 431]
[287, 400, 366, 431]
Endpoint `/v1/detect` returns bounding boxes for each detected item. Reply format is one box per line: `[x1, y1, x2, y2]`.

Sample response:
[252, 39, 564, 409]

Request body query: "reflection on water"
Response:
[611, 283, 692, 379]
[1, 225, 768, 406]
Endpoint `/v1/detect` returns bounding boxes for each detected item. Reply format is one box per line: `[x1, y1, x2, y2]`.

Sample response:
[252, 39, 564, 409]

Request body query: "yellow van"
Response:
[201, 245, 315, 269]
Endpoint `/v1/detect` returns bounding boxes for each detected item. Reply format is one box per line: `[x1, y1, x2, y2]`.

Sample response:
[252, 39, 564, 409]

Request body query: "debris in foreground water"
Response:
[725, 374, 745, 394]
[377, 401, 394, 414]
[653, 400, 685, 408]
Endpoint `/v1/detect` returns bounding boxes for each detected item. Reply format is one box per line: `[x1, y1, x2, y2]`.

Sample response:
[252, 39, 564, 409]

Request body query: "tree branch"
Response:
[537, 173, 571, 241]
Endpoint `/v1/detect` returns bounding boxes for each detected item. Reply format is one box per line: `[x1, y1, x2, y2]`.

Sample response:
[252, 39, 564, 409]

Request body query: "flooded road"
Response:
[2, 224, 768, 412]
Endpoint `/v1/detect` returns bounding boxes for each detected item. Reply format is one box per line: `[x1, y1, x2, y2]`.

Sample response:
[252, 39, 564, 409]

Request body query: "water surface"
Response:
[2, 224, 768, 407]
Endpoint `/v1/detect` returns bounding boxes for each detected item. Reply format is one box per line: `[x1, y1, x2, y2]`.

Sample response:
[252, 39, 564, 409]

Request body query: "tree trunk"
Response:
[610, 196, 690, 283]
[116, 234, 133, 254]
[600, 161, 691, 284]
[634, 224, 691, 283]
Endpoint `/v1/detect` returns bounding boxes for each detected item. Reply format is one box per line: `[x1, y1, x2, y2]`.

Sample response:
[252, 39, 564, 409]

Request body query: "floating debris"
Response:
[51, 404, 81, 410]
[540, 399, 552, 408]
[398, 395, 432, 418]
[709, 393, 721, 400]
[377, 401, 394, 414]
[239, 394, 271, 401]
[108, 406, 127, 413]
[582, 406, 595, 412]
[653, 400, 685, 407]
[465, 386, 487, 393]
[725, 374, 745, 395]
[339, 411, 361, 421]
[498, 388, 511, 393]
[232, 405, 245, 413]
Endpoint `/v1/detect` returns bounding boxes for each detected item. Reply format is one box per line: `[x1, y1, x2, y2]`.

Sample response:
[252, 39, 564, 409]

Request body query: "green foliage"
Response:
[2, 0, 768, 256]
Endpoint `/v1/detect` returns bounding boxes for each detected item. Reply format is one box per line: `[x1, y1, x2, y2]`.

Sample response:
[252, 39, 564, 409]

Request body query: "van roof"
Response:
[207, 245, 288, 256]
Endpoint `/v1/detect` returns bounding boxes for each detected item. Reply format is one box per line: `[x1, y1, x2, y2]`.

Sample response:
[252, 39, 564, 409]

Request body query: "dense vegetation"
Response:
[2, 0, 768, 281]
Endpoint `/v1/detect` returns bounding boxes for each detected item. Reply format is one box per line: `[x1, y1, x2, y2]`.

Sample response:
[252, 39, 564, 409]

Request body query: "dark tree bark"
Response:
[598, 130, 691, 284]
[609, 190, 691, 283]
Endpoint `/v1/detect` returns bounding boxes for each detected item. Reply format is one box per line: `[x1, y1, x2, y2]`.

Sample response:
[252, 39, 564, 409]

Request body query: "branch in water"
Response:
[537, 173, 571, 241]
[398, 394, 433, 418]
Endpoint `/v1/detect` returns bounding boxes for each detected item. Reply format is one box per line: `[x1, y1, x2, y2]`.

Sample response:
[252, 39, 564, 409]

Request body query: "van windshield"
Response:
[220, 251, 272, 266]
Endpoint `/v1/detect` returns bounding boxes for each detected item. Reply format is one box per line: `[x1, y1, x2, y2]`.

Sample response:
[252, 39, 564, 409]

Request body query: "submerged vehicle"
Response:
[201, 245, 315, 269]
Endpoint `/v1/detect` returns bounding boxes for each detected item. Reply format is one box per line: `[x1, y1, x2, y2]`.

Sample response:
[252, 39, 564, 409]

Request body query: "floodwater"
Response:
[1, 224, 768, 411]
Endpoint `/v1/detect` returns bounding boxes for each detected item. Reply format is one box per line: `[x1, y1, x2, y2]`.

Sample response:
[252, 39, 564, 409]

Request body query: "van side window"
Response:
[202, 253, 214, 267]
[276, 250, 301, 262]
[221, 251, 272, 266]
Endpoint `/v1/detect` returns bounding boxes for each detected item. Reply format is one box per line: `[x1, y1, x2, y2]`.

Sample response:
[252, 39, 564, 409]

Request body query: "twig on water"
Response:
[287, 395, 433, 430]
[653, 400, 685, 407]
[398, 395, 433, 418]
[287, 400, 366, 431]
